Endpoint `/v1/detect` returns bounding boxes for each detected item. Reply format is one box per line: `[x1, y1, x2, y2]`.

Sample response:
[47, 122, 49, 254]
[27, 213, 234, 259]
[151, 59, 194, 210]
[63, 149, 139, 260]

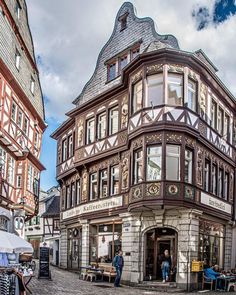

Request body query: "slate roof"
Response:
[41, 195, 60, 218]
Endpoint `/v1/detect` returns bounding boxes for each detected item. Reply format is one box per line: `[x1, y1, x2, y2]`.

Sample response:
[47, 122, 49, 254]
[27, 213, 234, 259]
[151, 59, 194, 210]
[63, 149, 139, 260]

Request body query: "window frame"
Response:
[145, 73, 164, 108]
[107, 62, 116, 81]
[97, 112, 106, 140]
[184, 148, 193, 184]
[166, 145, 181, 181]
[86, 117, 95, 144]
[133, 149, 143, 184]
[109, 106, 119, 136]
[62, 138, 68, 162]
[131, 80, 143, 115]
[146, 145, 162, 181]
[204, 159, 210, 192]
[187, 79, 197, 112]
[167, 73, 183, 106]
[110, 165, 119, 196]
[89, 172, 98, 201]
[99, 169, 108, 198]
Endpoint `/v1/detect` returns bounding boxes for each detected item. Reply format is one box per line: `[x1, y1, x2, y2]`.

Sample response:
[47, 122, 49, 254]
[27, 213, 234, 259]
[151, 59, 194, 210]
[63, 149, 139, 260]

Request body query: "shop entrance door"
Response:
[145, 228, 177, 281]
[67, 227, 82, 270]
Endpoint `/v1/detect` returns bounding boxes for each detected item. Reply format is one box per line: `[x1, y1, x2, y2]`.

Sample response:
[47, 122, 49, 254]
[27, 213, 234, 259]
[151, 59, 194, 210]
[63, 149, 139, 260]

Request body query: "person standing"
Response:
[161, 249, 172, 283]
[113, 250, 124, 287]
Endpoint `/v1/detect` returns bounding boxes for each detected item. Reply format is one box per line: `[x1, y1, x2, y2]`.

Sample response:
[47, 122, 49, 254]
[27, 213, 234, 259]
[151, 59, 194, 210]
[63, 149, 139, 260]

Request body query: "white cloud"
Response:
[26, 0, 236, 122]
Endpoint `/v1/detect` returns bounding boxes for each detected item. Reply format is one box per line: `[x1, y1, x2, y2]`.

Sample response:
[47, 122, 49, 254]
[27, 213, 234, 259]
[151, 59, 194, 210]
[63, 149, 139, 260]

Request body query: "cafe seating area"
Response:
[80, 263, 116, 283]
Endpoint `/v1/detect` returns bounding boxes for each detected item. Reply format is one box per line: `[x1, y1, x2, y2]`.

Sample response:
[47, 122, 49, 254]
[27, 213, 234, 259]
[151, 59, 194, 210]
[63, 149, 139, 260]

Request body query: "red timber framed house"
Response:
[52, 2, 236, 290]
[0, 0, 46, 236]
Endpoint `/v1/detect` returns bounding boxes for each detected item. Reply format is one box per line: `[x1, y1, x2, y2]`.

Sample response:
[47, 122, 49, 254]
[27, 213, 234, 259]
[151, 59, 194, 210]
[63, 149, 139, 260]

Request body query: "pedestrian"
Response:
[161, 249, 172, 283]
[113, 250, 124, 287]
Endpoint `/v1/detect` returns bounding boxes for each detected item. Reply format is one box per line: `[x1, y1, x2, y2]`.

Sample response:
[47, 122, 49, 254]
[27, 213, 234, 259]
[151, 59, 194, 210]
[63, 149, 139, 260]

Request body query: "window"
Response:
[218, 169, 223, 198]
[86, 118, 95, 144]
[110, 166, 119, 195]
[53, 219, 60, 231]
[17, 110, 23, 128]
[71, 183, 75, 208]
[27, 164, 34, 192]
[34, 130, 39, 149]
[15, 49, 20, 70]
[224, 114, 230, 141]
[109, 107, 119, 135]
[30, 77, 35, 94]
[0, 147, 6, 178]
[204, 160, 210, 192]
[120, 55, 128, 71]
[167, 74, 183, 106]
[218, 108, 224, 135]
[68, 134, 73, 158]
[146, 146, 162, 181]
[15, 1, 21, 19]
[166, 145, 180, 181]
[62, 139, 67, 162]
[66, 186, 71, 209]
[108, 63, 116, 81]
[23, 117, 29, 135]
[16, 175, 22, 188]
[211, 164, 217, 195]
[99, 170, 108, 198]
[7, 157, 15, 185]
[97, 112, 106, 140]
[75, 179, 81, 206]
[224, 172, 229, 200]
[90, 173, 97, 200]
[119, 13, 128, 31]
[187, 80, 197, 112]
[134, 149, 143, 184]
[131, 47, 140, 60]
[11, 102, 17, 121]
[132, 80, 142, 114]
[185, 149, 193, 183]
[146, 74, 163, 107]
[211, 100, 217, 129]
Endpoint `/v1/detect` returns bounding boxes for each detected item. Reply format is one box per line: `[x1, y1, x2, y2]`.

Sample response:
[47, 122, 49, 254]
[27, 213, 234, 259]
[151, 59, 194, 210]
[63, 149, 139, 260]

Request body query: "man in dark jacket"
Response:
[113, 250, 124, 287]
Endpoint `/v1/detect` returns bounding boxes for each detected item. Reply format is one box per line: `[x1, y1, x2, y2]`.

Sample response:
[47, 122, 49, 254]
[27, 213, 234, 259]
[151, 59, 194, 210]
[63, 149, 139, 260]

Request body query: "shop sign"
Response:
[62, 196, 123, 220]
[200, 192, 232, 214]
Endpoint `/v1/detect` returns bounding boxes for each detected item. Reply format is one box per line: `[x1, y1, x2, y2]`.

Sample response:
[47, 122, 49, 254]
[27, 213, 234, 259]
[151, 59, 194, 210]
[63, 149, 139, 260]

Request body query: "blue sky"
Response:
[26, 0, 236, 191]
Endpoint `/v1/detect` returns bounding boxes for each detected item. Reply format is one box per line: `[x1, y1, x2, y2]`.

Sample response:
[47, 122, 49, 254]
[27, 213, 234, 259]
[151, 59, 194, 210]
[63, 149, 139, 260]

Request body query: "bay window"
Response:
[90, 173, 98, 200]
[132, 80, 142, 114]
[166, 145, 180, 181]
[86, 118, 95, 144]
[146, 146, 162, 181]
[167, 74, 183, 106]
[110, 166, 119, 195]
[109, 107, 119, 135]
[100, 169, 108, 198]
[184, 149, 193, 183]
[97, 112, 106, 139]
[146, 74, 163, 107]
[134, 149, 143, 184]
[187, 80, 197, 112]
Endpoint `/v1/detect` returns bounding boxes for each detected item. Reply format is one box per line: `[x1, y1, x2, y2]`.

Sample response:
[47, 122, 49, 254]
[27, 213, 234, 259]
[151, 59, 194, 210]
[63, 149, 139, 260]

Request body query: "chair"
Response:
[227, 282, 236, 292]
[80, 270, 87, 280]
[86, 272, 96, 282]
[202, 275, 214, 290]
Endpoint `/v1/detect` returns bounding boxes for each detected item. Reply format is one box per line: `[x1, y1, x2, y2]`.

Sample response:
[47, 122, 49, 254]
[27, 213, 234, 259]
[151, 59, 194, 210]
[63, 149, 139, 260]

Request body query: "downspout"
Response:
[138, 212, 143, 283]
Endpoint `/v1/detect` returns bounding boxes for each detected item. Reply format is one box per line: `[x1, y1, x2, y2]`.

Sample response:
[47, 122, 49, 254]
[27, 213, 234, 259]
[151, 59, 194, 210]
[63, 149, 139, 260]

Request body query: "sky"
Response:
[26, 0, 236, 191]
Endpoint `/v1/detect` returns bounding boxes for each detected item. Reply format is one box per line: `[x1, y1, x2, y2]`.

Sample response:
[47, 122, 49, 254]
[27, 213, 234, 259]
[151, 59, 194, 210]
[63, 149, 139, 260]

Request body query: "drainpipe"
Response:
[138, 212, 143, 283]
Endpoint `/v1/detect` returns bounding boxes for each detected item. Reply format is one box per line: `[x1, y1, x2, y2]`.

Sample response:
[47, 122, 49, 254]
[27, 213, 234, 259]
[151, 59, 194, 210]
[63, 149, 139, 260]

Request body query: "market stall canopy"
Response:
[0, 231, 33, 253]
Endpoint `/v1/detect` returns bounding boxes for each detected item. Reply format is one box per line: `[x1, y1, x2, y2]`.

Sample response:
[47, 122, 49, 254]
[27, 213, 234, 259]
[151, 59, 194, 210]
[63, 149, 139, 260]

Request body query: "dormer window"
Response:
[108, 62, 116, 81]
[119, 12, 129, 31]
[119, 55, 128, 72]
[131, 47, 140, 60]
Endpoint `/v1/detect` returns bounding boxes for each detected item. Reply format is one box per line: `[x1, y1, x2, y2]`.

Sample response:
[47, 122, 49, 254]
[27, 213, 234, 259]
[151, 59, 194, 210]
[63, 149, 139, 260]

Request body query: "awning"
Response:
[0, 230, 33, 253]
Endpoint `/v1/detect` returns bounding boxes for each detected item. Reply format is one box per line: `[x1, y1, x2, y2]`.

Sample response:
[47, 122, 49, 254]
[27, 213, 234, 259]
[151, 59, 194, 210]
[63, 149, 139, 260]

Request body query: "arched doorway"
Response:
[144, 227, 177, 281]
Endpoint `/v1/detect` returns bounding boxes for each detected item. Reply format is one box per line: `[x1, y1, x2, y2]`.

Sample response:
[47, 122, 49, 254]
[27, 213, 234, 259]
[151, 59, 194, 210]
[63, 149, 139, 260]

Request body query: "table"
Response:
[215, 275, 235, 291]
[80, 266, 104, 282]
[16, 272, 34, 294]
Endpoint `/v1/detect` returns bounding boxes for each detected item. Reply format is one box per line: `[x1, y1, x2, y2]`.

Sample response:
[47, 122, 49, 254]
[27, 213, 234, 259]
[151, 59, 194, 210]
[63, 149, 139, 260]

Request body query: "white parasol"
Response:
[0, 230, 33, 253]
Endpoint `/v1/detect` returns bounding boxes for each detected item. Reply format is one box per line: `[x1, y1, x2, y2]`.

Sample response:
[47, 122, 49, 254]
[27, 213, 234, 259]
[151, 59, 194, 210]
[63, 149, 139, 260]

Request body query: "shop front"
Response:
[67, 227, 82, 270]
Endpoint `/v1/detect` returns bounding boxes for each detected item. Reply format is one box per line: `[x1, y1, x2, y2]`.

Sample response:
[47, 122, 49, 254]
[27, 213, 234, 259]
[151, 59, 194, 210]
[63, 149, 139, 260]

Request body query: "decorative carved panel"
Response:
[185, 137, 196, 148]
[121, 152, 129, 190]
[131, 70, 142, 84]
[188, 69, 198, 81]
[132, 137, 143, 149]
[130, 185, 142, 200]
[146, 134, 162, 144]
[146, 64, 163, 75]
[184, 186, 195, 200]
[199, 121, 207, 138]
[77, 119, 84, 147]
[196, 147, 203, 186]
[146, 182, 161, 197]
[121, 95, 128, 129]
[166, 133, 182, 143]
[166, 184, 180, 196]
[167, 64, 184, 73]
[81, 171, 88, 201]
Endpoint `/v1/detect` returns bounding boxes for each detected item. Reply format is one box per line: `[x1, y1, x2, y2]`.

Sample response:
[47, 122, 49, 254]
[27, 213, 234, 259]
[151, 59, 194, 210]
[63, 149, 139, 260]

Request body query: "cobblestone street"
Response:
[29, 265, 226, 295]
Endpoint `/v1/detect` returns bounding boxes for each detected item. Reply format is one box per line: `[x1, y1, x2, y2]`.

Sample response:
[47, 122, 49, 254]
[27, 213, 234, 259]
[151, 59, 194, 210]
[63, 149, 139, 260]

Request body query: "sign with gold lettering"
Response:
[62, 196, 123, 220]
[201, 192, 231, 214]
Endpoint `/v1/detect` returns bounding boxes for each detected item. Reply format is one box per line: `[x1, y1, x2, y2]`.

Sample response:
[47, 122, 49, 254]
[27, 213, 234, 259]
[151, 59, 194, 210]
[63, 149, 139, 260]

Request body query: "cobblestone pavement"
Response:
[30, 265, 227, 295]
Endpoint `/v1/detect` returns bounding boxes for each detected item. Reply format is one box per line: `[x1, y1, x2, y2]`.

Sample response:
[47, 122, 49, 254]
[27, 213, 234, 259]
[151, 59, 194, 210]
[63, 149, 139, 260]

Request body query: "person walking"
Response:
[161, 249, 172, 283]
[113, 250, 124, 287]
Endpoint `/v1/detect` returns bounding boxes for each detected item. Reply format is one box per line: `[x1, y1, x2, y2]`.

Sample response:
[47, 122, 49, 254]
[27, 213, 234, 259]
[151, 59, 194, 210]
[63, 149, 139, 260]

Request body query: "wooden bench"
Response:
[98, 264, 116, 283]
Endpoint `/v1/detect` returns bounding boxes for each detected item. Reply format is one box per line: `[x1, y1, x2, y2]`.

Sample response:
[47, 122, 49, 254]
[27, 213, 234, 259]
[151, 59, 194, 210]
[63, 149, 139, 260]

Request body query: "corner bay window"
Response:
[134, 149, 143, 184]
[167, 74, 183, 106]
[184, 149, 193, 183]
[97, 112, 106, 139]
[110, 166, 119, 195]
[146, 74, 163, 108]
[109, 107, 119, 135]
[166, 145, 180, 181]
[86, 118, 95, 144]
[132, 80, 142, 114]
[99, 170, 108, 198]
[187, 80, 197, 112]
[146, 146, 162, 181]
[90, 173, 98, 200]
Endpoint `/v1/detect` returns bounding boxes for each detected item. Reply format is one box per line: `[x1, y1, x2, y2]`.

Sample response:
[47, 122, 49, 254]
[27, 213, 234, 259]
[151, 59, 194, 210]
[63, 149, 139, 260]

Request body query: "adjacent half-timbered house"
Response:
[0, 0, 46, 235]
[52, 2, 236, 290]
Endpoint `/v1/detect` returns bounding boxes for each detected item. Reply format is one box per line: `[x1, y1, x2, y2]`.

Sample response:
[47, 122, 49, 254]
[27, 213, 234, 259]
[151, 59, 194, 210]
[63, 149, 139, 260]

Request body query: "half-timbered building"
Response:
[52, 2, 236, 290]
[0, 0, 46, 236]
